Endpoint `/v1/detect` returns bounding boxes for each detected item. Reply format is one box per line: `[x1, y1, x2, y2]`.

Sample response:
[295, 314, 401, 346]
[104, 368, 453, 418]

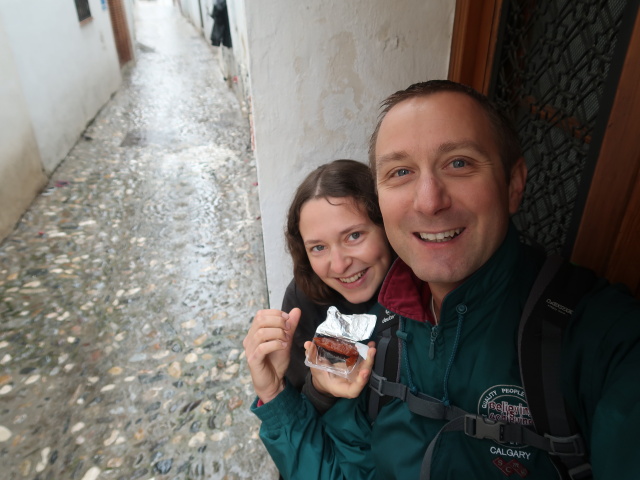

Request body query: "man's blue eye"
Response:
[452, 159, 466, 168]
[396, 169, 410, 177]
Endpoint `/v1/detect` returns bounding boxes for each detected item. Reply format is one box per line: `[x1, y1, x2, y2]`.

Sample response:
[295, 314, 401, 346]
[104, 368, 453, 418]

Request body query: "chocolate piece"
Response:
[313, 336, 359, 367]
[313, 336, 357, 357]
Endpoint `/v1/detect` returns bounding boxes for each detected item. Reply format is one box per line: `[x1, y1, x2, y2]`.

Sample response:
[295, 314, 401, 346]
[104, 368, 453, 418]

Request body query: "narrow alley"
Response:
[0, 1, 277, 479]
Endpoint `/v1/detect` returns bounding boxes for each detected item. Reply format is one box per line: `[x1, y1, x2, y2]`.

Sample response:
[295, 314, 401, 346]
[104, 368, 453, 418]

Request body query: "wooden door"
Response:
[107, 0, 134, 66]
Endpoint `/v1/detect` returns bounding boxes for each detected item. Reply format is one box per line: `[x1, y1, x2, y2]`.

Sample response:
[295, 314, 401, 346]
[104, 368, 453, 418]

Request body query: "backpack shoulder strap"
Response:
[368, 311, 400, 421]
[519, 255, 598, 480]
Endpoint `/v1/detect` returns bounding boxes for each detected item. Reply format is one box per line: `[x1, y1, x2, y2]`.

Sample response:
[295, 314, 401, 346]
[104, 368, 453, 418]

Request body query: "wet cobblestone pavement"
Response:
[0, 2, 278, 479]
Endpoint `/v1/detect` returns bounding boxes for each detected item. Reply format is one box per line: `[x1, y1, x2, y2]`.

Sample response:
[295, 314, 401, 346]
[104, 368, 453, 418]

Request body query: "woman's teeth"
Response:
[339, 270, 365, 284]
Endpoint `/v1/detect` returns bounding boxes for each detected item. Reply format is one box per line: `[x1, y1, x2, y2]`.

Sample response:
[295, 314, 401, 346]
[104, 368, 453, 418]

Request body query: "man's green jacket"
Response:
[252, 225, 640, 479]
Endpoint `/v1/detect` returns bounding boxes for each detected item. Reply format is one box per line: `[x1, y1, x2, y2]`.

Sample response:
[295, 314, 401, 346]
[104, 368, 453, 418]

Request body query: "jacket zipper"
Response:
[428, 325, 439, 359]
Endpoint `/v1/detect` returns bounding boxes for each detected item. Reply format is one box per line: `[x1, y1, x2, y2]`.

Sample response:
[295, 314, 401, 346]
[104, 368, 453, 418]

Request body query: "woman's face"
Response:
[298, 196, 392, 304]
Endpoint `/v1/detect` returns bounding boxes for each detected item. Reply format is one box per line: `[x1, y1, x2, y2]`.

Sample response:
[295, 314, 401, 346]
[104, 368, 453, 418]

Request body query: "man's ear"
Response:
[508, 158, 527, 214]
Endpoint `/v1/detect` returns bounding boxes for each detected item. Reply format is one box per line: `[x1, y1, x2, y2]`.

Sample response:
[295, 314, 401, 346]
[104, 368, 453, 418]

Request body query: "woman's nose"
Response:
[329, 247, 352, 274]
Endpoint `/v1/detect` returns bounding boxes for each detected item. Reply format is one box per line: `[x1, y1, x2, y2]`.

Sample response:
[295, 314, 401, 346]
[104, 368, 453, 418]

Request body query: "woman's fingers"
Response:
[306, 342, 378, 399]
[251, 309, 289, 330]
[252, 326, 290, 345]
[360, 343, 376, 370]
[304, 340, 319, 362]
[242, 308, 303, 405]
[244, 310, 291, 351]
[250, 336, 289, 358]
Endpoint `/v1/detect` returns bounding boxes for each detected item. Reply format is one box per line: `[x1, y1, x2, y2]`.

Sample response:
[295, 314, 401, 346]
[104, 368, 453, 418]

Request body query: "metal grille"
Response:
[491, 0, 629, 255]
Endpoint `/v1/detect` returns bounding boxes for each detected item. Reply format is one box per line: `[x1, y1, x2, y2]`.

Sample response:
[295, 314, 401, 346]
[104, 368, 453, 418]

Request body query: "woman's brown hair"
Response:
[285, 159, 384, 304]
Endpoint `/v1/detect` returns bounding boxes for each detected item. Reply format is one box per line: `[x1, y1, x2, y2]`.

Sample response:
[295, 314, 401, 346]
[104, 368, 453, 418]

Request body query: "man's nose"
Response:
[413, 174, 451, 215]
[330, 247, 352, 274]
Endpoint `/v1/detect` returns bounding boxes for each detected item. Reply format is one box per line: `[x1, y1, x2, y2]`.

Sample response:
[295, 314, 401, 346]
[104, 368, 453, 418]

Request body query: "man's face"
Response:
[374, 92, 526, 297]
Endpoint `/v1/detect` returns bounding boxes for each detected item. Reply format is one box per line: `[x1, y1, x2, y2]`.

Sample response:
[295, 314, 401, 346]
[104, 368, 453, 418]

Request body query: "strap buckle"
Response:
[567, 463, 593, 480]
[464, 415, 506, 442]
[369, 371, 386, 397]
[544, 433, 586, 456]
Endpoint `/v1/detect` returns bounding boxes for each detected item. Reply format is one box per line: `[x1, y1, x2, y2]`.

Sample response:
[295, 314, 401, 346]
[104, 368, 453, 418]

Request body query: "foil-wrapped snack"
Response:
[304, 306, 377, 378]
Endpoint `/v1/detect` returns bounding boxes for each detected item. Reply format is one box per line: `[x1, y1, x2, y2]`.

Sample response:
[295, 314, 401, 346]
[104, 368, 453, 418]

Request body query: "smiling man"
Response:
[372, 87, 526, 310]
[347, 80, 640, 479]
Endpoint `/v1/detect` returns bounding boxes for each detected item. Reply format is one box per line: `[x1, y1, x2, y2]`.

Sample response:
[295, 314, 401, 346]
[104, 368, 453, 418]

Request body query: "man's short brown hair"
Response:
[368, 80, 522, 179]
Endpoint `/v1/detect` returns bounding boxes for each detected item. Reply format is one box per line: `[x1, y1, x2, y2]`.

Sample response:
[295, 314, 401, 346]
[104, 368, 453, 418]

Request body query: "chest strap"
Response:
[369, 371, 589, 479]
[370, 371, 465, 420]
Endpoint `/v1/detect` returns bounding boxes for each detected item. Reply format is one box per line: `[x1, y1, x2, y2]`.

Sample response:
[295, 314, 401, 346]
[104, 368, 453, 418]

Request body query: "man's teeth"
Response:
[340, 270, 365, 284]
[419, 228, 462, 242]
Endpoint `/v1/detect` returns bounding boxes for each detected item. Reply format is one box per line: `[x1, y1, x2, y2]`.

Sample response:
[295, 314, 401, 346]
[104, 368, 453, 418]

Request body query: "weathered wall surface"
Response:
[241, 0, 456, 307]
[0, 22, 48, 241]
[178, 0, 456, 306]
[0, 0, 122, 174]
[0, 0, 127, 241]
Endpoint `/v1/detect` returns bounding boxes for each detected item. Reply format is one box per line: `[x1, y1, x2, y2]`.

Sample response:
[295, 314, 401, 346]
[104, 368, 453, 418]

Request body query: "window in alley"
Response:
[75, 0, 92, 22]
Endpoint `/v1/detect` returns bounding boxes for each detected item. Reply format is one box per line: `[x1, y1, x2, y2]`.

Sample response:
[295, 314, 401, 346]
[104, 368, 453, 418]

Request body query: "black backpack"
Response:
[368, 256, 598, 480]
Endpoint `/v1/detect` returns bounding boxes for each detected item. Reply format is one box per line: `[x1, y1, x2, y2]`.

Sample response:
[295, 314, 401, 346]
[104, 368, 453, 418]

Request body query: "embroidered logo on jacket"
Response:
[545, 298, 574, 316]
[479, 385, 534, 474]
[493, 457, 529, 477]
[382, 310, 396, 323]
[478, 385, 533, 432]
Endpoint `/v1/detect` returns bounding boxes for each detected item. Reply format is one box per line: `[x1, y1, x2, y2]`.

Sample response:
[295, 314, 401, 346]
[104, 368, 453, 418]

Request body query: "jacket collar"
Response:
[378, 223, 524, 324]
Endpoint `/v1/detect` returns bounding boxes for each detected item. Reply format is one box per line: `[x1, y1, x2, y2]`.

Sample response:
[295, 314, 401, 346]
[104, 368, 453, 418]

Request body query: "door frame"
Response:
[448, 0, 503, 95]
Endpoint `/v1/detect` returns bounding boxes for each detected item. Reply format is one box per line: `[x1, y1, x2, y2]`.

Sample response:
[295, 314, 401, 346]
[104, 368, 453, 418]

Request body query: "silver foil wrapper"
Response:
[315, 306, 377, 342]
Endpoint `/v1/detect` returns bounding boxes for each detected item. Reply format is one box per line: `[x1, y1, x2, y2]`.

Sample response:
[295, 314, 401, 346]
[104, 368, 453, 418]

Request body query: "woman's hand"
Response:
[243, 308, 301, 404]
[305, 340, 376, 399]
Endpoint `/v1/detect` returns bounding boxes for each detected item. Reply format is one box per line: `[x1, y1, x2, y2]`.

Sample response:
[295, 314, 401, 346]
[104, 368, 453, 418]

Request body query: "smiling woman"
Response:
[299, 196, 390, 305]
[242, 161, 394, 471]
[280, 160, 392, 391]
[243, 159, 393, 393]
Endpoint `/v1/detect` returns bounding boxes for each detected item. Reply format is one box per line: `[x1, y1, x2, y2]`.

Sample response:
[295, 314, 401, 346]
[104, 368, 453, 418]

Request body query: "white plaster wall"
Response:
[226, 0, 248, 73]
[243, 0, 456, 308]
[202, 0, 215, 42]
[0, 20, 48, 240]
[177, 0, 239, 99]
[177, 0, 224, 45]
[225, 0, 250, 104]
[0, 0, 122, 175]
[178, 0, 206, 32]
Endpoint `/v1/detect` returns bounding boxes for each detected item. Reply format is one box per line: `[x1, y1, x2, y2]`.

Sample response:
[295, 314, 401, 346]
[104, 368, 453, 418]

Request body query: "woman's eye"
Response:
[310, 245, 325, 252]
[451, 159, 467, 168]
[348, 232, 362, 241]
